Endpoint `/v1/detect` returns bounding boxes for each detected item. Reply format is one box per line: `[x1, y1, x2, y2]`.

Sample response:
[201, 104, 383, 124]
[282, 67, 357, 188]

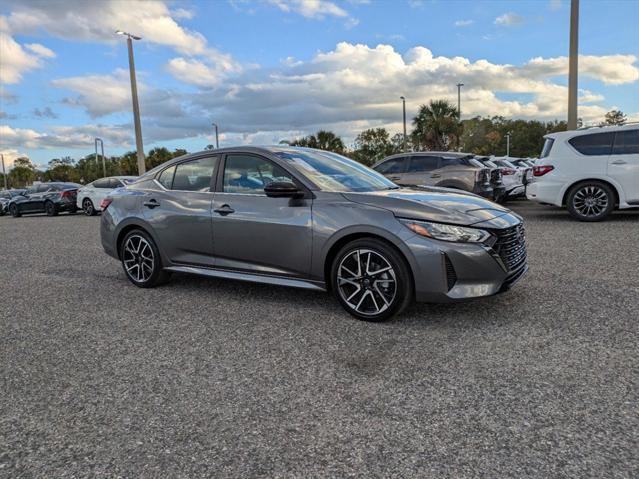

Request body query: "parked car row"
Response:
[76, 176, 137, 215]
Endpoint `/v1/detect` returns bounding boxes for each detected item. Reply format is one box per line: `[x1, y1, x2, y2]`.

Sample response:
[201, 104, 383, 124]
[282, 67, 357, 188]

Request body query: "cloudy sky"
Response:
[1, 0, 638, 168]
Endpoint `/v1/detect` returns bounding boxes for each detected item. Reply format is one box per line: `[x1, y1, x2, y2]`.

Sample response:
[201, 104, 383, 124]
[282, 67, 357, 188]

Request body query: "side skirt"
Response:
[164, 265, 327, 292]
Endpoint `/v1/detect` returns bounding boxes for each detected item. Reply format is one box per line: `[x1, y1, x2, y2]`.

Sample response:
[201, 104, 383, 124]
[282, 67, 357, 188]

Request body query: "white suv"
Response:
[527, 124, 639, 221]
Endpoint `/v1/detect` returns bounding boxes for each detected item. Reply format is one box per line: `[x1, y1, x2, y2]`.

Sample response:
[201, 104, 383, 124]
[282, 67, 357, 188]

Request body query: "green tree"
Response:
[411, 99, 459, 151]
[601, 109, 627, 126]
[8, 157, 36, 187]
[290, 130, 345, 154]
[351, 128, 397, 165]
[45, 157, 80, 182]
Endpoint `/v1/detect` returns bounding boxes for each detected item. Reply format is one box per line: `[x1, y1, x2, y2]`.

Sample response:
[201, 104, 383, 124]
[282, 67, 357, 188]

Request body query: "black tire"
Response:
[45, 201, 58, 216]
[566, 181, 615, 222]
[331, 238, 413, 322]
[120, 229, 171, 288]
[10, 203, 21, 218]
[83, 198, 96, 216]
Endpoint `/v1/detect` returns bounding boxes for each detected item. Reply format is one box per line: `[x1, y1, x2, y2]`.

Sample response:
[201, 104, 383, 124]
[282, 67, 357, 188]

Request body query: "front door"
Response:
[142, 156, 218, 267]
[212, 153, 313, 278]
[609, 129, 639, 204]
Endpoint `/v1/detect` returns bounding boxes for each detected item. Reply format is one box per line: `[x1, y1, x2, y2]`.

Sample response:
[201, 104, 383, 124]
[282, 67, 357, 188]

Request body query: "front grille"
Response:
[493, 223, 527, 272]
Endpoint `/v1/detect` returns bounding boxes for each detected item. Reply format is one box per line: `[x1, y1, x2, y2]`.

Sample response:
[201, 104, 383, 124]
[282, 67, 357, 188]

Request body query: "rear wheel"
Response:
[331, 238, 413, 322]
[10, 204, 21, 218]
[83, 198, 96, 216]
[120, 229, 171, 288]
[567, 181, 615, 222]
[45, 201, 57, 216]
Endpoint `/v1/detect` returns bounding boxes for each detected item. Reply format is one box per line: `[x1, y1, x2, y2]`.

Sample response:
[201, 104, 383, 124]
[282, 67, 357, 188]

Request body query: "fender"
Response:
[559, 175, 627, 207]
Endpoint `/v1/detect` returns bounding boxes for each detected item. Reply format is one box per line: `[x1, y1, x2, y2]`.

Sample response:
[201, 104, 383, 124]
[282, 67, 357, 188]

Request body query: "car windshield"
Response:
[273, 149, 399, 192]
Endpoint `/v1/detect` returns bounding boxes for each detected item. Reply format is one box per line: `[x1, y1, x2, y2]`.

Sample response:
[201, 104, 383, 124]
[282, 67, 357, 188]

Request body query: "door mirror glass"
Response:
[264, 181, 303, 198]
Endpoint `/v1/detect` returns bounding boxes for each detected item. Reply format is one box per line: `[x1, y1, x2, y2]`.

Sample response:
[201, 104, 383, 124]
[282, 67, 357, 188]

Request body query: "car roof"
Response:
[545, 122, 639, 140]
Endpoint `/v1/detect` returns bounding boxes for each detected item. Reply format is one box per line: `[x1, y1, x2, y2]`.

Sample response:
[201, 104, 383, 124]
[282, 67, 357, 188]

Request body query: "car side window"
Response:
[223, 155, 293, 194]
[93, 178, 110, 189]
[569, 132, 614, 156]
[441, 157, 463, 167]
[172, 157, 217, 192]
[108, 178, 123, 189]
[375, 158, 406, 174]
[612, 130, 639, 155]
[37, 184, 52, 193]
[408, 156, 439, 172]
[158, 166, 176, 189]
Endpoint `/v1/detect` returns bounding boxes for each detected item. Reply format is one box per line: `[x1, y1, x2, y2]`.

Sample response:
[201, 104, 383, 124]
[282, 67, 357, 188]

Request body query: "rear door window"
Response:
[375, 158, 406, 174]
[569, 132, 614, 156]
[93, 178, 110, 188]
[408, 156, 439, 172]
[172, 157, 217, 192]
[612, 129, 639, 155]
[158, 166, 176, 189]
[108, 178, 123, 189]
[440, 157, 465, 167]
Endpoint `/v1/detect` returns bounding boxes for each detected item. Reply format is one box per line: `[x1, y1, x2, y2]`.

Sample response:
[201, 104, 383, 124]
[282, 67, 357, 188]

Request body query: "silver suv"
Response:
[372, 152, 493, 198]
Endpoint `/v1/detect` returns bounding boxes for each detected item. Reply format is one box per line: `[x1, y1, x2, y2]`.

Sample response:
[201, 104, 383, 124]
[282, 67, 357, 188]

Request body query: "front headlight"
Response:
[399, 219, 491, 243]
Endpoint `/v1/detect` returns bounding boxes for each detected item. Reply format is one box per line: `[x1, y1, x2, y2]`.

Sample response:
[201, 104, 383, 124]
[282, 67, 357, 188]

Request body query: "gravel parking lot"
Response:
[1, 201, 637, 478]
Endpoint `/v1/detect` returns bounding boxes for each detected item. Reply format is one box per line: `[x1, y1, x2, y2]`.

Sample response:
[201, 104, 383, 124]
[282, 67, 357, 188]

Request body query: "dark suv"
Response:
[9, 182, 80, 217]
[372, 152, 493, 198]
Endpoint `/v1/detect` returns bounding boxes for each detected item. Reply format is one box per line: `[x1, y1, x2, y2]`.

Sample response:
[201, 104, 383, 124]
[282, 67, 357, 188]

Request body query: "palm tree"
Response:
[290, 130, 345, 154]
[411, 99, 459, 151]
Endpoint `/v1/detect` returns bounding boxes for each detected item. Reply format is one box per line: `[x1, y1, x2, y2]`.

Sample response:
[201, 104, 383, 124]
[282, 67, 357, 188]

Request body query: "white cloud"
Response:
[0, 124, 132, 150]
[495, 12, 524, 26]
[454, 19, 474, 27]
[0, 148, 27, 169]
[266, 0, 348, 18]
[25, 43, 56, 58]
[549, 0, 562, 11]
[0, 32, 43, 84]
[523, 54, 639, 85]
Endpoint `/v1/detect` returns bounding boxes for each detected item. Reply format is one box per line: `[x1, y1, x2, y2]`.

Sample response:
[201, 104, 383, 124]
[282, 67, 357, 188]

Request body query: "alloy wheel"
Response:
[122, 235, 155, 283]
[337, 249, 397, 316]
[83, 199, 93, 216]
[573, 186, 608, 218]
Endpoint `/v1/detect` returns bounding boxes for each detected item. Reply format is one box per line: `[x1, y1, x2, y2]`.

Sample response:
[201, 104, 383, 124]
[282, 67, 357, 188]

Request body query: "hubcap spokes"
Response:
[123, 235, 154, 282]
[574, 186, 608, 217]
[337, 249, 397, 316]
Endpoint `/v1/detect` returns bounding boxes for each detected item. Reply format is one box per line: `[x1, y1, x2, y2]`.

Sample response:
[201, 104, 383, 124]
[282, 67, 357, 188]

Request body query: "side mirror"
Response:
[264, 181, 303, 198]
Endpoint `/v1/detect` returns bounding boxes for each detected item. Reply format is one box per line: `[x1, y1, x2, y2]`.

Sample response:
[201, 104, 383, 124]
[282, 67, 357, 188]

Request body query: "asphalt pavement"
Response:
[0, 201, 637, 478]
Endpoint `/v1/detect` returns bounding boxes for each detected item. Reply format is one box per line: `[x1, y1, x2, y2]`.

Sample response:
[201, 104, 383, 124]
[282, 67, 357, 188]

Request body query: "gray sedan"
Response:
[100, 147, 527, 321]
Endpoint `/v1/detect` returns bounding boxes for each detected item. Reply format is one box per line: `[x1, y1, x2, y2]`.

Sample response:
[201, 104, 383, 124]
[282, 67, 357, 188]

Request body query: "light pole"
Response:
[1, 154, 7, 190]
[400, 96, 407, 152]
[456, 82, 464, 151]
[212, 122, 219, 149]
[116, 30, 145, 174]
[95, 138, 106, 178]
[505, 132, 512, 157]
[567, 0, 579, 130]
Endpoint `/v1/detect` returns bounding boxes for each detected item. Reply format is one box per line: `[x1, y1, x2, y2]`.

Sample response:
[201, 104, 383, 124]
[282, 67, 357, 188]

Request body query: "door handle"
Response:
[389, 176, 401, 181]
[430, 173, 441, 178]
[214, 204, 235, 216]
[143, 199, 160, 208]
[611, 160, 627, 165]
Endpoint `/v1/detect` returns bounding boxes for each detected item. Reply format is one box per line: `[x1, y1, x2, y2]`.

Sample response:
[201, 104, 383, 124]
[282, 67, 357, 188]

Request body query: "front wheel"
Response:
[331, 238, 413, 322]
[567, 181, 615, 222]
[120, 229, 171, 288]
[10, 204, 21, 218]
[83, 199, 96, 216]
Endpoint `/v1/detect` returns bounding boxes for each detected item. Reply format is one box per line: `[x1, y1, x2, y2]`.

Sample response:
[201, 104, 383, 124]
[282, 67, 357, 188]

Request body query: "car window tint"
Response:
[108, 178, 123, 189]
[375, 158, 405, 174]
[93, 178, 110, 188]
[223, 155, 293, 194]
[612, 129, 639, 155]
[408, 156, 439, 172]
[158, 166, 176, 189]
[172, 157, 217, 192]
[441, 157, 464, 167]
[569, 132, 614, 156]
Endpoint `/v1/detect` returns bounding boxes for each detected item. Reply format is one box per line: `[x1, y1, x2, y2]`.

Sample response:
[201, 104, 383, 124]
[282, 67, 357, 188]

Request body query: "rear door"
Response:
[211, 153, 313, 278]
[608, 129, 639, 204]
[142, 156, 218, 267]
[401, 155, 441, 186]
[91, 178, 111, 207]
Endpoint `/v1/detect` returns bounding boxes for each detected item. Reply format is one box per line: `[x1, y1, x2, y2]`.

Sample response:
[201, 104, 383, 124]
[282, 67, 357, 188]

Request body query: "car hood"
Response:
[343, 187, 518, 227]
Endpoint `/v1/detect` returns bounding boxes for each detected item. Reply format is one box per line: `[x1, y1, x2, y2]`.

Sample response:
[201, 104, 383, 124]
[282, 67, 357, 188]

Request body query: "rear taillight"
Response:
[61, 190, 76, 198]
[100, 198, 113, 209]
[502, 168, 516, 176]
[533, 165, 555, 176]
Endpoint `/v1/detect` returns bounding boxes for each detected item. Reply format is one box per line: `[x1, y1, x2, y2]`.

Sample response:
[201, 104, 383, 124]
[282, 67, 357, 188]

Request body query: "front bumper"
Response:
[405, 221, 528, 303]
